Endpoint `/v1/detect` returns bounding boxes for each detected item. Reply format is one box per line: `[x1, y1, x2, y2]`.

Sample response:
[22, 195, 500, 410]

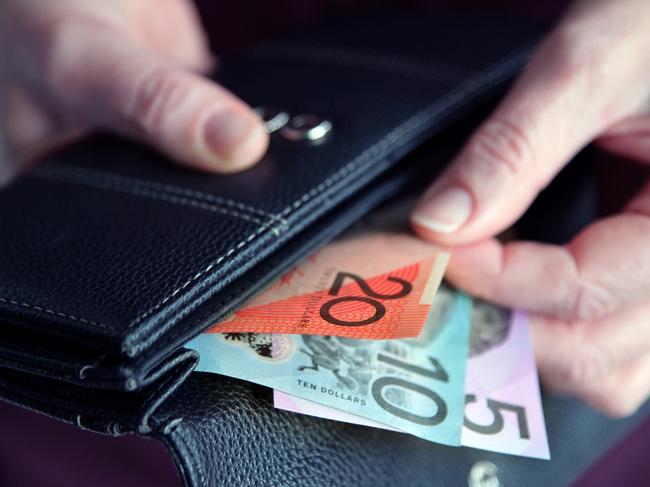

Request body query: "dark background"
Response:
[194, 0, 566, 55]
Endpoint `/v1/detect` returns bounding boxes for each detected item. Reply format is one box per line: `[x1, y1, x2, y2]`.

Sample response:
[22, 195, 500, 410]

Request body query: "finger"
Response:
[34, 24, 267, 173]
[530, 300, 650, 417]
[532, 312, 650, 417]
[530, 299, 650, 387]
[596, 116, 650, 164]
[128, 0, 214, 72]
[5, 84, 58, 157]
[444, 182, 650, 320]
[4, 81, 86, 173]
[411, 0, 650, 245]
[541, 351, 650, 418]
[536, 331, 650, 419]
[580, 356, 650, 418]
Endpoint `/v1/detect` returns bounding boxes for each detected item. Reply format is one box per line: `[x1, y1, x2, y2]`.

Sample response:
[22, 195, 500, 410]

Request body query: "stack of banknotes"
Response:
[186, 210, 550, 460]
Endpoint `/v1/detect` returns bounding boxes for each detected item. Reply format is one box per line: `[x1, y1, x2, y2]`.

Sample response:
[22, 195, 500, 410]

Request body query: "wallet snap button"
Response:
[468, 461, 500, 487]
[280, 114, 332, 142]
[254, 107, 290, 133]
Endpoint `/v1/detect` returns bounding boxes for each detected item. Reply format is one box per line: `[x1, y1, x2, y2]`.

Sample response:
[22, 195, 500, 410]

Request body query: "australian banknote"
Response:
[208, 232, 449, 340]
[186, 285, 471, 446]
[274, 291, 550, 459]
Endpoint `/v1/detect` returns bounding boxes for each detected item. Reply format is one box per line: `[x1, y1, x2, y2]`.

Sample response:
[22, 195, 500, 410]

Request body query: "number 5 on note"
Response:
[462, 308, 550, 459]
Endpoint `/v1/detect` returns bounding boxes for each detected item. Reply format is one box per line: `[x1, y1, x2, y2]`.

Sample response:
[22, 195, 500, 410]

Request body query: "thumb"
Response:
[41, 26, 268, 173]
[411, 11, 647, 245]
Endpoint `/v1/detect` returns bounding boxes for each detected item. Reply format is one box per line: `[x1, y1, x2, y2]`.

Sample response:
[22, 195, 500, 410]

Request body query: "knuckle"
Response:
[125, 66, 192, 139]
[570, 281, 617, 321]
[465, 117, 536, 181]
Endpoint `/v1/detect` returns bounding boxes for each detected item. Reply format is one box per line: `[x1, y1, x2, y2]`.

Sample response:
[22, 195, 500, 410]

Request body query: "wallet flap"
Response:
[0, 11, 542, 391]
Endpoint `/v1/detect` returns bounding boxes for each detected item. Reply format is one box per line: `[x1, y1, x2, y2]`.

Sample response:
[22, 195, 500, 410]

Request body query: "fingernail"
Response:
[204, 110, 260, 159]
[412, 186, 473, 233]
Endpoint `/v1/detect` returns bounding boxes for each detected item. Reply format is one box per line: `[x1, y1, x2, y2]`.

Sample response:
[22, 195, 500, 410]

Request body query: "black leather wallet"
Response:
[1, 11, 647, 487]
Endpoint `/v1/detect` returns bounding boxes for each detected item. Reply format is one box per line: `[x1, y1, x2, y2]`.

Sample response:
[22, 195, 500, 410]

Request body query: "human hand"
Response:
[411, 0, 650, 416]
[0, 0, 268, 185]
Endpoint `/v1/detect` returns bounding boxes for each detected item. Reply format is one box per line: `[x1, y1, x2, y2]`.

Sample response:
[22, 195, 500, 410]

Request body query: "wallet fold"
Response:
[0, 11, 540, 394]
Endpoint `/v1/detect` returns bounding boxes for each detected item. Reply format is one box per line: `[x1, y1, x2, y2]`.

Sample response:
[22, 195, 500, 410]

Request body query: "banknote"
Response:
[462, 302, 549, 459]
[208, 232, 449, 340]
[273, 294, 550, 459]
[187, 286, 471, 446]
[273, 389, 400, 432]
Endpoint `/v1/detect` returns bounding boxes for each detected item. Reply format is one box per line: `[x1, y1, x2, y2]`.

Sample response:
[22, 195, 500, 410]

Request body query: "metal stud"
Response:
[280, 114, 333, 142]
[468, 461, 500, 487]
[254, 107, 290, 133]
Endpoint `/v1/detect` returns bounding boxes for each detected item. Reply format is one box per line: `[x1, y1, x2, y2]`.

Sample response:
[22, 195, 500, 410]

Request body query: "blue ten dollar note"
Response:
[187, 287, 471, 446]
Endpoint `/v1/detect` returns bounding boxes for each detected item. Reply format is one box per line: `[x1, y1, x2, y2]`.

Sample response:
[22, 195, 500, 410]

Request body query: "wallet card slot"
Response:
[0, 347, 198, 436]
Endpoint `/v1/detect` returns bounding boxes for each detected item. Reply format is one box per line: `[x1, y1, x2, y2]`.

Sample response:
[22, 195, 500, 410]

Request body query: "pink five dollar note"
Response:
[274, 293, 550, 459]
[210, 233, 449, 340]
[461, 303, 549, 459]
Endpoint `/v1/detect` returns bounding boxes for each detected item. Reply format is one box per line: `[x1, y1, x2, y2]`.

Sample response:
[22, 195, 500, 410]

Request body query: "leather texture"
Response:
[0, 349, 198, 436]
[155, 373, 650, 487]
[0, 11, 539, 393]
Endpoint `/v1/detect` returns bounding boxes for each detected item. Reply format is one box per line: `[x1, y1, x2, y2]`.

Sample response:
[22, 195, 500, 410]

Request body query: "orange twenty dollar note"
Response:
[210, 233, 450, 339]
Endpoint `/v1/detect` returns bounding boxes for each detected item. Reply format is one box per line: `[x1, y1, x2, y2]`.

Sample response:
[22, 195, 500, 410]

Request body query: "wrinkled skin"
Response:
[412, 0, 650, 417]
[0, 0, 268, 184]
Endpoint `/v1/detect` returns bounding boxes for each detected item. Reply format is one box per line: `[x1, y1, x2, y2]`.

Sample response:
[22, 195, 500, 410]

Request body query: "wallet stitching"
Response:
[125, 44, 531, 336]
[275, 46, 532, 221]
[29, 169, 275, 226]
[2, 45, 531, 336]
[153, 245, 289, 351]
[129, 223, 273, 329]
[31, 166, 286, 224]
[254, 44, 469, 84]
[0, 355, 75, 381]
[0, 297, 107, 328]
